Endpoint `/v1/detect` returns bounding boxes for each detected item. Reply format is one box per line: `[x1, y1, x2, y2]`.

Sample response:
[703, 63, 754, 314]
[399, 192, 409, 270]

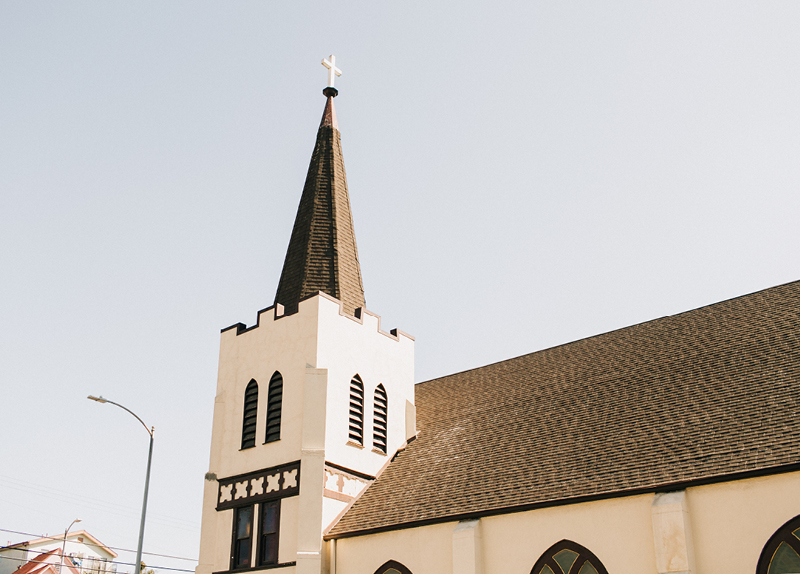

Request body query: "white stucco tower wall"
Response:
[197, 74, 411, 574]
[197, 292, 414, 574]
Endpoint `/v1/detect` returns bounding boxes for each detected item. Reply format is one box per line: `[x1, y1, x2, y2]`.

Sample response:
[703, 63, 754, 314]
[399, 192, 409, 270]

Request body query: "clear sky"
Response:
[2, 2, 799, 572]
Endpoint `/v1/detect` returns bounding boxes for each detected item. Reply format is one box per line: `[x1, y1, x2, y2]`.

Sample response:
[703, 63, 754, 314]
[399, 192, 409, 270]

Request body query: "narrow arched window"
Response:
[241, 380, 258, 449]
[265, 371, 283, 443]
[348, 375, 364, 445]
[758, 514, 800, 573]
[373, 384, 388, 453]
[531, 540, 607, 574]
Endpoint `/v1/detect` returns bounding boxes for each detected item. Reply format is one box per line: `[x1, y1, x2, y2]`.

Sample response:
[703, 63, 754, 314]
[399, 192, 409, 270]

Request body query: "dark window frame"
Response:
[375, 559, 412, 574]
[256, 499, 281, 567]
[241, 380, 259, 450]
[757, 514, 800, 573]
[230, 505, 254, 570]
[265, 371, 283, 444]
[530, 539, 608, 574]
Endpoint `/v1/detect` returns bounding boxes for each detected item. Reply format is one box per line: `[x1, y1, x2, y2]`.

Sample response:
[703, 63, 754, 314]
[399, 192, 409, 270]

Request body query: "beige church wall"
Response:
[197, 503, 233, 573]
[280, 495, 301, 568]
[197, 475, 219, 572]
[200, 297, 325, 574]
[315, 294, 414, 478]
[328, 471, 800, 574]
[686, 470, 800, 573]
[211, 296, 321, 480]
[333, 521, 458, 574]
[480, 494, 658, 573]
[326, 494, 658, 574]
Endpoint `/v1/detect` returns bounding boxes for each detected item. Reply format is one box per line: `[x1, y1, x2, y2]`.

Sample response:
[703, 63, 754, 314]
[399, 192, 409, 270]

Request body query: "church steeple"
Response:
[274, 61, 366, 317]
[198, 56, 415, 575]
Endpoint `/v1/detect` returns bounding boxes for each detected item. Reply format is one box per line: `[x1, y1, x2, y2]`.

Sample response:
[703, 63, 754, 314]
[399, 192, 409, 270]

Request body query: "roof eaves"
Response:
[326, 460, 800, 539]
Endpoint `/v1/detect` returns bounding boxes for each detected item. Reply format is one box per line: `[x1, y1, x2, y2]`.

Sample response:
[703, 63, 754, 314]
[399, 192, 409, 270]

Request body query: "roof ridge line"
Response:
[416, 278, 800, 387]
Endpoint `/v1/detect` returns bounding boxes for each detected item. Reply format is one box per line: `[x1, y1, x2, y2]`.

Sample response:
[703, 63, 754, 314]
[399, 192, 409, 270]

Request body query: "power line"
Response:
[0, 485, 198, 533]
[0, 528, 198, 562]
[0, 554, 196, 573]
[0, 477, 198, 533]
[0, 475, 198, 528]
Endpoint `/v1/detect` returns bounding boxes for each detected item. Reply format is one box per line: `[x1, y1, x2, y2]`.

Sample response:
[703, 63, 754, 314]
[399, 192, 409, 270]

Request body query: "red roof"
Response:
[13, 549, 80, 574]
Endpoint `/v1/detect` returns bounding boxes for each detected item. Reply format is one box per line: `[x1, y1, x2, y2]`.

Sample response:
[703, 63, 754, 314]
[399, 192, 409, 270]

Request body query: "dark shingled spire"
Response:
[274, 88, 366, 316]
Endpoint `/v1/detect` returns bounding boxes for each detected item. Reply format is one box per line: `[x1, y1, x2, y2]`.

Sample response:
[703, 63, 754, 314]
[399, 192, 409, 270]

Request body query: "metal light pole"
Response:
[59, 518, 81, 574]
[88, 395, 153, 574]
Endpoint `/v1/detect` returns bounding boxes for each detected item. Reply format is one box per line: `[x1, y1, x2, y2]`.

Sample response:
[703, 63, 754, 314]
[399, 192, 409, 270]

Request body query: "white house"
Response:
[0, 531, 117, 574]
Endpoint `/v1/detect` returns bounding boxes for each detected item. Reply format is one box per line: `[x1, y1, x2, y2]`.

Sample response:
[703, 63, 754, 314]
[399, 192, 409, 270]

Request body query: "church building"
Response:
[196, 57, 800, 574]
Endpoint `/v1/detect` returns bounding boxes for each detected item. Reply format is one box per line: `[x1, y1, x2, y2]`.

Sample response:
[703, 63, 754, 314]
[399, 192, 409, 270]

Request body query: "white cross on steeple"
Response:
[322, 55, 342, 88]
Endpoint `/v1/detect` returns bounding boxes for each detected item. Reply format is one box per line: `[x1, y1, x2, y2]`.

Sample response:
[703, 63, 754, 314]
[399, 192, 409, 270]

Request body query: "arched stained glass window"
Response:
[265, 371, 283, 443]
[348, 375, 364, 445]
[531, 540, 607, 574]
[758, 515, 800, 573]
[373, 384, 388, 453]
[241, 380, 258, 449]
[375, 559, 412, 574]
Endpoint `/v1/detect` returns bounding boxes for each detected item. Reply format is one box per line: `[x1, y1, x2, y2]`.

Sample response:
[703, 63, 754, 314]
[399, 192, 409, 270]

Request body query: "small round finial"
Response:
[323, 87, 339, 98]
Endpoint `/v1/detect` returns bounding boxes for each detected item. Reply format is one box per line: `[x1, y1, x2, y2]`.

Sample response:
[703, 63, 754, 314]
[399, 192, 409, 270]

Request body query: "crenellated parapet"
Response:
[221, 290, 414, 343]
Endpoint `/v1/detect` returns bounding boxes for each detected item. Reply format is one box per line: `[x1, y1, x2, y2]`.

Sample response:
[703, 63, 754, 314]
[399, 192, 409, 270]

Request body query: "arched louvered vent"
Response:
[265, 371, 283, 443]
[241, 379, 258, 449]
[348, 375, 364, 445]
[373, 384, 388, 453]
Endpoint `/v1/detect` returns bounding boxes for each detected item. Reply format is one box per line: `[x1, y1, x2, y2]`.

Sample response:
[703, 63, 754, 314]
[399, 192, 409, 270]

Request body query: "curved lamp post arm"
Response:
[87, 395, 153, 574]
[59, 518, 81, 574]
[87, 395, 153, 437]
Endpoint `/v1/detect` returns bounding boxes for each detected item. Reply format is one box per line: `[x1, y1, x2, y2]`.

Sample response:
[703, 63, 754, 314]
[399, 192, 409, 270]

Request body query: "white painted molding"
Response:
[297, 550, 322, 574]
[405, 400, 417, 442]
[452, 519, 483, 574]
[302, 368, 329, 450]
[296, 369, 329, 573]
[651, 491, 696, 573]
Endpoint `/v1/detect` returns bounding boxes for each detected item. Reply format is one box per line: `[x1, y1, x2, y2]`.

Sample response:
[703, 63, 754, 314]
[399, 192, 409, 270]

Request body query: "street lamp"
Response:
[59, 518, 81, 574]
[88, 395, 153, 575]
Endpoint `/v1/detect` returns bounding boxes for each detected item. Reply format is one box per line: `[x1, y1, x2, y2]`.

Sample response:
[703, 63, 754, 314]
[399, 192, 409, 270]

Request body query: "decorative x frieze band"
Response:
[216, 461, 300, 511]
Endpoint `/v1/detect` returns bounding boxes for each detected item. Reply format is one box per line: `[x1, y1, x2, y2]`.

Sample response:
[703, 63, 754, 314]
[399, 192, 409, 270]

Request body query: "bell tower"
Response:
[196, 57, 416, 574]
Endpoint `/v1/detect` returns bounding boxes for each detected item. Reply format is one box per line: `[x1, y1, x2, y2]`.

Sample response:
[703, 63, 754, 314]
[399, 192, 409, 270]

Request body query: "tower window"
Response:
[265, 372, 283, 444]
[349, 375, 364, 445]
[241, 380, 258, 450]
[231, 505, 253, 569]
[373, 384, 388, 453]
[257, 500, 281, 566]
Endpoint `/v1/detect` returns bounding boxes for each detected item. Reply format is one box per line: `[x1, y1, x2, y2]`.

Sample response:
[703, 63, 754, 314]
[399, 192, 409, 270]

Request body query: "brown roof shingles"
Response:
[274, 94, 365, 317]
[328, 280, 800, 537]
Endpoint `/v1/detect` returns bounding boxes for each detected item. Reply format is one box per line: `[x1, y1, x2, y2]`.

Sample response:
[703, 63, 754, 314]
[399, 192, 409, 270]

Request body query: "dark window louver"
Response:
[373, 384, 388, 453]
[265, 372, 283, 444]
[241, 380, 258, 449]
[348, 375, 364, 445]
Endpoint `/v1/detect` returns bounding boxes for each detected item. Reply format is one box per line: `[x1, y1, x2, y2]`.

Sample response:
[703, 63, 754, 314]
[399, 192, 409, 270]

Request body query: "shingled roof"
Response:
[328, 280, 800, 538]
[274, 90, 365, 317]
